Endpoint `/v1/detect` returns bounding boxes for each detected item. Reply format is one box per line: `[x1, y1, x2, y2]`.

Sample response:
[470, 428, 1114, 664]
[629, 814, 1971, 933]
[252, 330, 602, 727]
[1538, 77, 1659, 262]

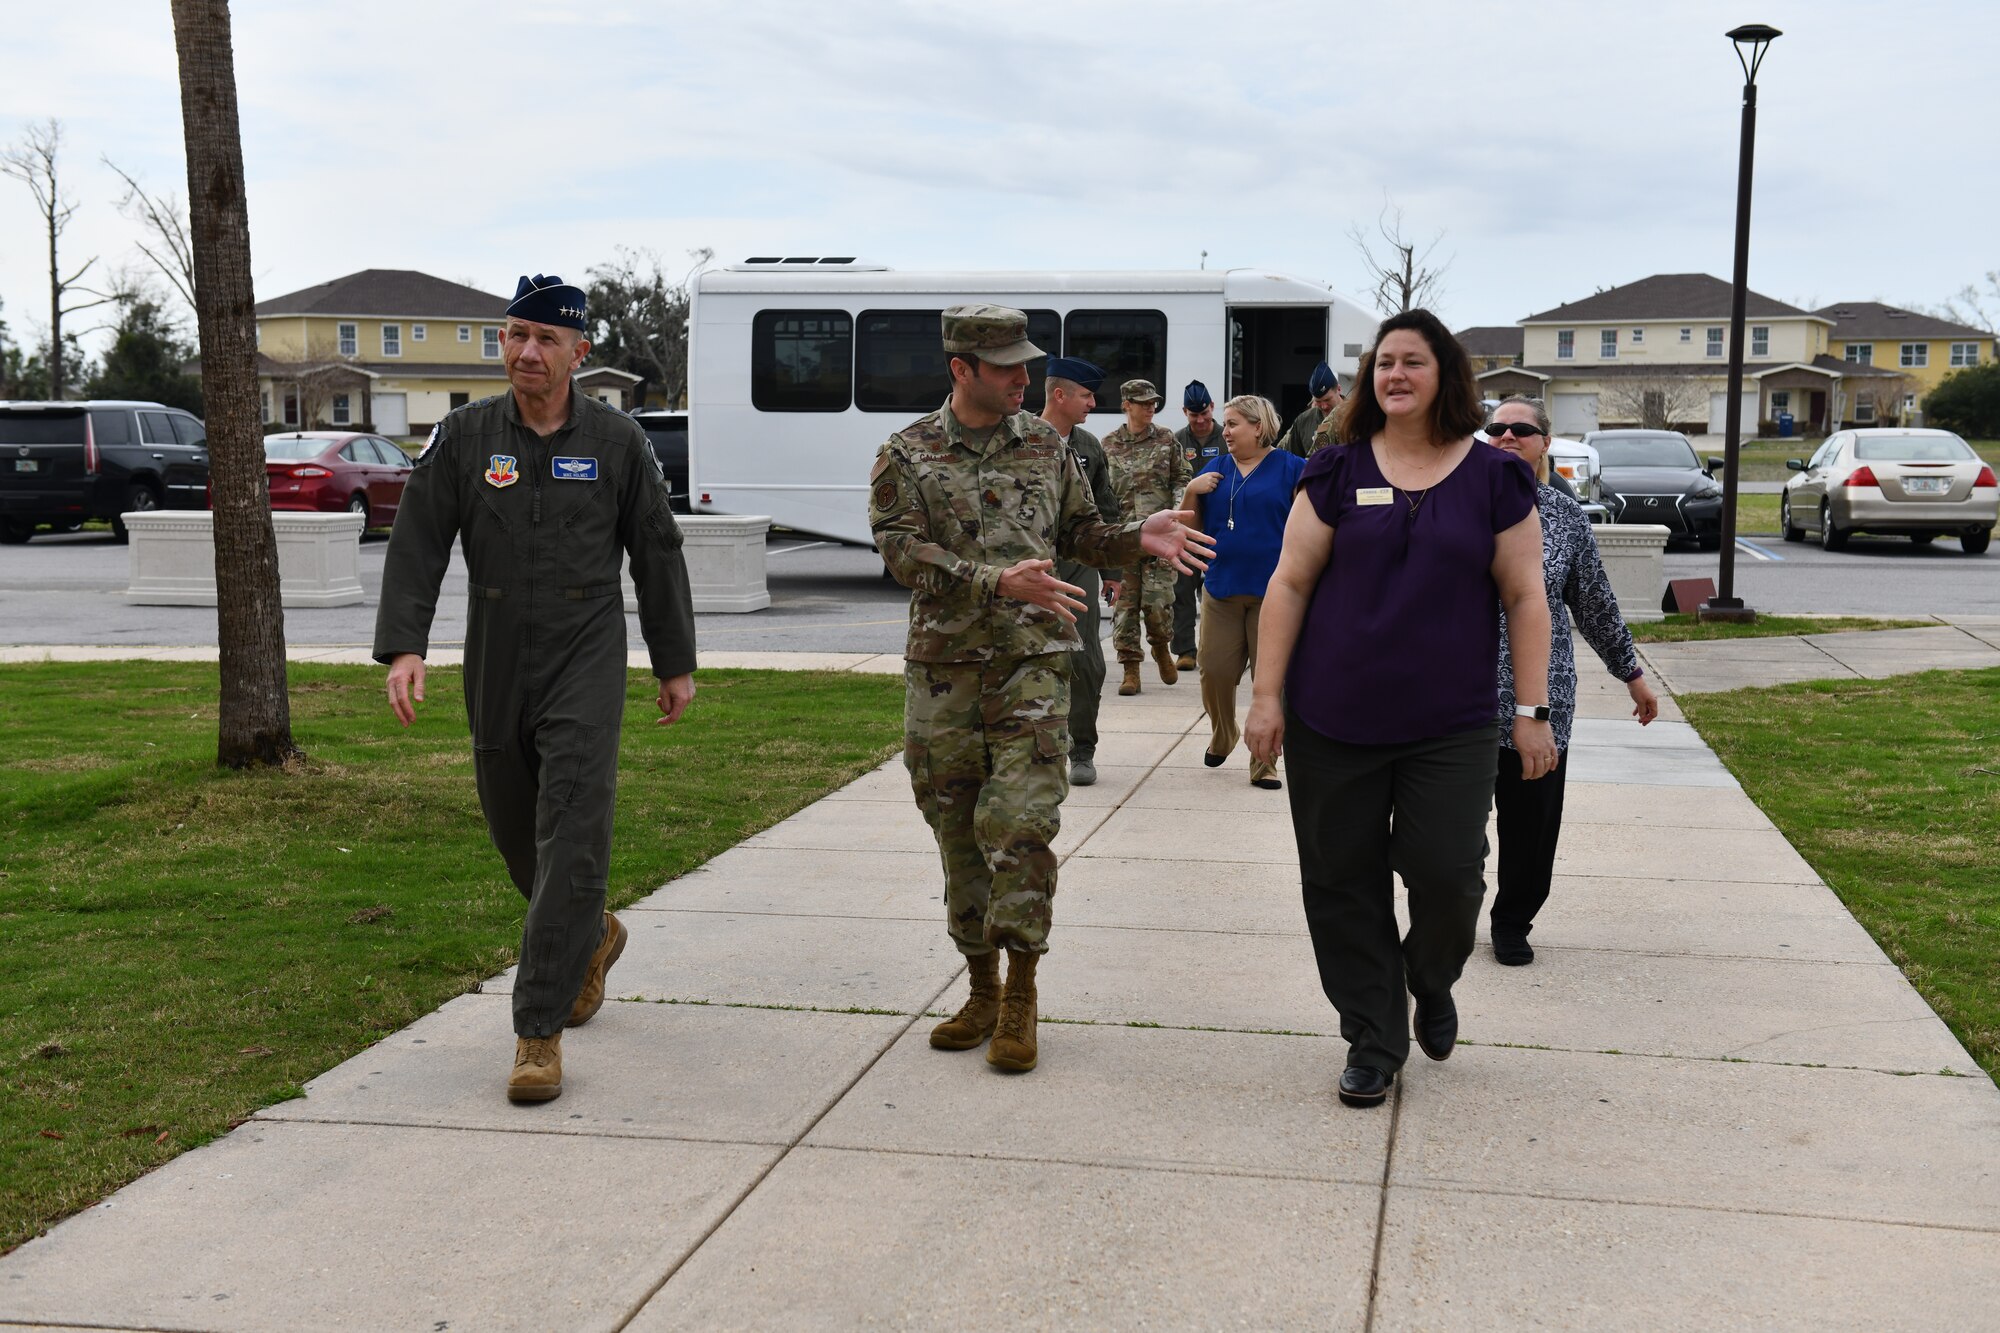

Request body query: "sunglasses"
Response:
[1486, 422, 1547, 439]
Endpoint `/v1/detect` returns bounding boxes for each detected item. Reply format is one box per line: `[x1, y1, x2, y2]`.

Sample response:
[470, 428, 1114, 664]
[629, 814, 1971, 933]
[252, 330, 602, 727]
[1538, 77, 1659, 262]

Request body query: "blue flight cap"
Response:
[1044, 356, 1106, 393]
[1183, 380, 1213, 411]
[1307, 361, 1338, 397]
[505, 274, 588, 332]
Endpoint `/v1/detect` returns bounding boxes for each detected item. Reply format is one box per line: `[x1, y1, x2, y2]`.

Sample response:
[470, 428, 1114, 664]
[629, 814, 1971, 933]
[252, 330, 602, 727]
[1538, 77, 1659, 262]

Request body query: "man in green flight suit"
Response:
[1282, 360, 1345, 458]
[1101, 379, 1192, 695]
[869, 305, 1212, 1073]
[1037, 355, 1120, 787]
[375, 273, 698, 1105]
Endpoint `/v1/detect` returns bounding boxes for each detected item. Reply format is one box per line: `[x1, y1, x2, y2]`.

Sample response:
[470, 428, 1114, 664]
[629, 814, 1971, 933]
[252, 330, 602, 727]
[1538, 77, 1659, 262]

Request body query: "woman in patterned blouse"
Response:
[1485, 397, 1660, 965]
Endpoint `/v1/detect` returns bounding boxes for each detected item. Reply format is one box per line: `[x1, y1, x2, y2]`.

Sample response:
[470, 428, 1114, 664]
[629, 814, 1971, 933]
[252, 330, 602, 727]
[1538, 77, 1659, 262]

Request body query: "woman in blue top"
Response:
[1180, 394, 1305, 789]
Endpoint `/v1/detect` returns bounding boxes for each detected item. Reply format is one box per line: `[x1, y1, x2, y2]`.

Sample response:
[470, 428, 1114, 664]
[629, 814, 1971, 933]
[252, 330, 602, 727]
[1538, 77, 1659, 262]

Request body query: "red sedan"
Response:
[263, 431, 413, 528]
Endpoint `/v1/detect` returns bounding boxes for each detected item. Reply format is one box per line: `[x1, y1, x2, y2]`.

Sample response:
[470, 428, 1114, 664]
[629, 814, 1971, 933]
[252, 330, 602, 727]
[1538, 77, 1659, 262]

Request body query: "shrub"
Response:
[1924, 363, 2000, 437]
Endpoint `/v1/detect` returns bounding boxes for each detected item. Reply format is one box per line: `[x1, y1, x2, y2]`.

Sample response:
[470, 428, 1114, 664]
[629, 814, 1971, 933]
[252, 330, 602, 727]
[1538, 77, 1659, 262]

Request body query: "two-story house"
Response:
[1815, 302, 1996, 422]
[1457, 326, 1524, 374]
[1477, 273, 1904, 436]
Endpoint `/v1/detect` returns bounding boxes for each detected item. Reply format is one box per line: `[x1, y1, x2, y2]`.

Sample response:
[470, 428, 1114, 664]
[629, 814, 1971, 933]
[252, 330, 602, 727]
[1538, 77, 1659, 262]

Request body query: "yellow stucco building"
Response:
[1816, 302, 1996, 416]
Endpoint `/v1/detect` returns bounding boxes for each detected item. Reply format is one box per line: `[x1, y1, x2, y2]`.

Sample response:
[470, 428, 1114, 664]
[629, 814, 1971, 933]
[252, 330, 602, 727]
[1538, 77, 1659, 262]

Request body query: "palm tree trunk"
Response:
[171, 0, 300, 768]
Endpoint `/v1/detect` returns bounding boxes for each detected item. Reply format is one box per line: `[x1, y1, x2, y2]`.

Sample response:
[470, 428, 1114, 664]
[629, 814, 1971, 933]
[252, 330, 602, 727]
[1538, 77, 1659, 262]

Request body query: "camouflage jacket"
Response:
[1101, 422, 1191, 521]
[870, 400, 1146, 663]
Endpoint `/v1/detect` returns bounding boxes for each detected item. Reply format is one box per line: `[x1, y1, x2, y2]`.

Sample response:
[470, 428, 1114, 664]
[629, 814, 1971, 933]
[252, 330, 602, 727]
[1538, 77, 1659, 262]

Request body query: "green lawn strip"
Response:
[1679, 668, 2000, 1085]
[1629, 615, 1936, 643]
[0, 661, 902, 1252]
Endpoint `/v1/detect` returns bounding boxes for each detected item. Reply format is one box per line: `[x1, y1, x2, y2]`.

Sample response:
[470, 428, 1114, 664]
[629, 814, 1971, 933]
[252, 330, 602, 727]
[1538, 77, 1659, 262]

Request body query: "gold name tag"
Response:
[1356, 487, 1394, 506]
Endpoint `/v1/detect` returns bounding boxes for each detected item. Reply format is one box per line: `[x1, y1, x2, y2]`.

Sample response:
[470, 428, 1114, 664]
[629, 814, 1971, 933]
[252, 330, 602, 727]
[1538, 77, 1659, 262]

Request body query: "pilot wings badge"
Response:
[551, 456, 599, 481]
[484, 454, 520, 488]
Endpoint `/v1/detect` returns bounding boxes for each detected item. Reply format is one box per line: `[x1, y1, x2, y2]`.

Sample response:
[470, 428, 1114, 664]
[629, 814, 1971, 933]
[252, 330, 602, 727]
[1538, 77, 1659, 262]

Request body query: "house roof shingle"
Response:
[255, 269, 510, 319]
[1456, 325, 1523, 356]
[1522, 273, 1816, 324]
[1812, 301, 1993, 341]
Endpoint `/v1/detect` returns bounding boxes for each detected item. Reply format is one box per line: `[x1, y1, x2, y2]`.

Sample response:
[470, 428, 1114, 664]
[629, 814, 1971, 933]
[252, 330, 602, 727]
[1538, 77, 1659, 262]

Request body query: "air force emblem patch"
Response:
[552, 456, 599, 481]
[484, 454, 519, 488]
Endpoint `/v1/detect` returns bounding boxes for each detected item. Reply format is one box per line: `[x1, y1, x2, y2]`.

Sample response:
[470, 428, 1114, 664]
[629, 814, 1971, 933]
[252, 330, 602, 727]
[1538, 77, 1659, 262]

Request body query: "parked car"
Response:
[0, 399, 209, 543]
[263, 431, 413, 529]
[1584, 429, 1725, 549]
[1780, 428, 1996, 554]
[631, 409, 691, 513]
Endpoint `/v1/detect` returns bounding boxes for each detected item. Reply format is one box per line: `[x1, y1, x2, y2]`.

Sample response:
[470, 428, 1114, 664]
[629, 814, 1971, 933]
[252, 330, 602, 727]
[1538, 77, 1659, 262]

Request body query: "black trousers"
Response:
[1490, 745, 1569, 938]
[1285, 710, 1498, 1073]
[1172, 569, 1202, 655]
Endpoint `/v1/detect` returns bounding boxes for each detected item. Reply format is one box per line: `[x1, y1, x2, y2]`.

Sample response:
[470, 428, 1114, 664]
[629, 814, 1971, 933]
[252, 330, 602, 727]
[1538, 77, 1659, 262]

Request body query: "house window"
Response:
[751, 309, 854, 412]
[1951, 342, 1980, 367]
[1705, 327, 1724, 357]
[458, 325, 471, 342]
[260, 390, 270, 421]
[1751, 326, 1769, 357]
[482, 327, 500, 359]
[1845, 343, 1872, 365]
[1679, 327, 1692, 343]
[1556, 330, 1574, 360]
[1600, 329, 1618, 359]
[1856, 396, 1876, 423]
[382, 324, 402, 357]
[1900, 343, 1928, 367]
[332, 393, 351, 425]
[449, 392, 470, 409]
[1771, 391, 1790, 413]
[283, 391, 299, 425]
[337, 322, 357, 357]
[1631, 328, 1645, 345]
[1904, 394, 1916, 410]
[412, 324, 426, 342]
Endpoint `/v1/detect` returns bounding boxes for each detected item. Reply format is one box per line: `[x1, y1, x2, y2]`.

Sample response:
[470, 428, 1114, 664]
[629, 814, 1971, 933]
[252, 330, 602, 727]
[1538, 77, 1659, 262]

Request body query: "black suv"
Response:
[0, 400, 210, 543]
[631, 409, 691, 514]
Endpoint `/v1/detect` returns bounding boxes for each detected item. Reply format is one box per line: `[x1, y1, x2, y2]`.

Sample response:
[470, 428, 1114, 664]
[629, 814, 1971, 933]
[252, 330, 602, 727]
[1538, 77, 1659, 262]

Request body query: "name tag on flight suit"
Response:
[1356, 487, 1393, 505]
[552, 456, 598, 481]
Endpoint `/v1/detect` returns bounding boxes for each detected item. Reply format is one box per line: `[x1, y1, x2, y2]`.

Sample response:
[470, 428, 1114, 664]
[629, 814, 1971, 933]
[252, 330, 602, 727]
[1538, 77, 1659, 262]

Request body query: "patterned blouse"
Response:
[1497, 483, 1643, 751]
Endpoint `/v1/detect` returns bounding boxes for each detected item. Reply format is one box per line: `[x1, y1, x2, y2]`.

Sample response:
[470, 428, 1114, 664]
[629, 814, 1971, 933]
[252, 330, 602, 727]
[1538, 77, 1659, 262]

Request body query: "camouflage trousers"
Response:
[1113, 556, 1176, 664]
[903, 655, 1071, 956]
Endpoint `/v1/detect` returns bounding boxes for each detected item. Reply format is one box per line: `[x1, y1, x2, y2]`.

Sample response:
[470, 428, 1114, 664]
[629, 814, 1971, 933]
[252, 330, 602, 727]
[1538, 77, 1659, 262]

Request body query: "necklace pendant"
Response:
[1227, 519, 1235, 530]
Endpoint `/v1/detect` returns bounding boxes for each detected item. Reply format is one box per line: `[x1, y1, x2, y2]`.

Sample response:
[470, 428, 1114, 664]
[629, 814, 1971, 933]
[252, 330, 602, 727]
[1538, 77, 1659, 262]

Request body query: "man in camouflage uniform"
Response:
[869, 307, 1211, 1073]
[1101, 379, 1192, 695]
[1039, 356, 1121, 788]
[1170, 380, 1226, 671]
[1282, 361, 1345, 458]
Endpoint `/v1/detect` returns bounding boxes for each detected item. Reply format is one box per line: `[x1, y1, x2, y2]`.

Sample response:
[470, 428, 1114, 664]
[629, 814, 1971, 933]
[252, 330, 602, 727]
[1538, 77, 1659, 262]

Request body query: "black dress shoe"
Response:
[1202, 750, 1226, 767]
[1492, 931, 1534, 966]
[1337, 1065, 1393, 1107]
[1413, 992, 1458, 1061]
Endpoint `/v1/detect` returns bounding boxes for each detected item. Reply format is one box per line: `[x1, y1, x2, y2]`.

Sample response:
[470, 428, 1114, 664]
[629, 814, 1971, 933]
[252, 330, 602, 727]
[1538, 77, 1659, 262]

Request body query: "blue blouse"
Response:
[1190, 448, 1306, 599]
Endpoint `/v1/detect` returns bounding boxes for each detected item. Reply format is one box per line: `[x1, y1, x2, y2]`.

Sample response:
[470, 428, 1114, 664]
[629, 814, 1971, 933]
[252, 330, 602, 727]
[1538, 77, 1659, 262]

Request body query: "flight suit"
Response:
[1170, 423, 1226, 657]
[1282, 403, 1325, 458]
[1051, 421, 1119, 765]
[1101, 421, 1192, 665]
[870, 400, 1144, 955]
[374, 387, 697, 1038]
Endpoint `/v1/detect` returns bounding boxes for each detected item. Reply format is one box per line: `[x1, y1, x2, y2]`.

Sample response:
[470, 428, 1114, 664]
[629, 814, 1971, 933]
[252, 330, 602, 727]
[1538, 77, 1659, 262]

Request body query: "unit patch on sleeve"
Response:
[485, 454, 520, 488]
[552, 456, 599, 481]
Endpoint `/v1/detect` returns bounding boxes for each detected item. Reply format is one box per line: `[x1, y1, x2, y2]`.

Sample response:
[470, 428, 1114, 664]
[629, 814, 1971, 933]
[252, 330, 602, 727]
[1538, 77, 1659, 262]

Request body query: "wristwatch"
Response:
[1515, 704, 1551, 722]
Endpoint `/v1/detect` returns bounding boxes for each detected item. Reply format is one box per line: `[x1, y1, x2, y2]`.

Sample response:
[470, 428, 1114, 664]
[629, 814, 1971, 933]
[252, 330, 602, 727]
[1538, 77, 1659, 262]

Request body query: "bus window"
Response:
[856, 309, 1062, 414]
[752, 310, 853, 412]
[1022, 309, 1061, 414]
[1063, 310, 1167, 413]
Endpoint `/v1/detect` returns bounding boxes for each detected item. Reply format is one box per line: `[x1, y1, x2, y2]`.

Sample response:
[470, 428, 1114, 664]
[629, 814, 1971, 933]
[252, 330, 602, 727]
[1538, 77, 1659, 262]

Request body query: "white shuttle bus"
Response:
[685, 260, 1383, 545]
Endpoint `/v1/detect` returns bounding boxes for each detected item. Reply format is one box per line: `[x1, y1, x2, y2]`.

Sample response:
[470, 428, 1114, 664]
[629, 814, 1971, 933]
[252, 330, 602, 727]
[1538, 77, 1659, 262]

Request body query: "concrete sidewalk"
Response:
[4, 662, 1998, 1329]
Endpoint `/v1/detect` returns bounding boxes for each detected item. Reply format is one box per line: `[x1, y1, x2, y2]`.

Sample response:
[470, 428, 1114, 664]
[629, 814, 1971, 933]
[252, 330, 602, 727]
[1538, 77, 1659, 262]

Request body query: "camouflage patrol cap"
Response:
[940, 304, 1046, 367]
[1120, 379, 1162, 403]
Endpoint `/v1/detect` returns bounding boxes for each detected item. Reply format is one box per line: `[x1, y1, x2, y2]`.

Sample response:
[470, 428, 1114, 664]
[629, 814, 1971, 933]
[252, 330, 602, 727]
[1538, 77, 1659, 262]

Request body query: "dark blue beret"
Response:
[1183, 380, 1213, 411]
[1307, 361, 1337, 396]
[505, 274, 588, 332]
[1044, 356, 1106, 392]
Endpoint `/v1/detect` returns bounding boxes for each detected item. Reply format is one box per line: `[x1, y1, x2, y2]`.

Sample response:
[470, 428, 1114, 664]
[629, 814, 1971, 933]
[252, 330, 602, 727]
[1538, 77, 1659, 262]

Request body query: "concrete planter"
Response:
[1592, 522, 1670, 623]
[125, 511, 365, 608]
[625, 514, 772, 614]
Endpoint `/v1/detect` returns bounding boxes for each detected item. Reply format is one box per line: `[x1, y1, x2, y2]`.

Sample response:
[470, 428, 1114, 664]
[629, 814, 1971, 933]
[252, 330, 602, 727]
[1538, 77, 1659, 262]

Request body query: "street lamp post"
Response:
[1702, 22, 1781, 625]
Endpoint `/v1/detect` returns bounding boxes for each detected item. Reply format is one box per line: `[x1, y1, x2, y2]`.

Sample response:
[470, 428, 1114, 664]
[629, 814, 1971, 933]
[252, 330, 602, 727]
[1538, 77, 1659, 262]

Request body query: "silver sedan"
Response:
[1781, 428, 1996, 554]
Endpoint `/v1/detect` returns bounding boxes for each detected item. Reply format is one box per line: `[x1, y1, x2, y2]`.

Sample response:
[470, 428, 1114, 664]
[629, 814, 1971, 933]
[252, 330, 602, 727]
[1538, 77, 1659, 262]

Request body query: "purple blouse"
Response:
[1287, 440, 1537, 745]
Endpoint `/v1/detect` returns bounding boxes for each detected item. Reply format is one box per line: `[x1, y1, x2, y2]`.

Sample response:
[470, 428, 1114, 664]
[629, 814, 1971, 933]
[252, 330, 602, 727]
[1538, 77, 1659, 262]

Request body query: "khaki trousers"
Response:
[1197, 591, 1276, 783]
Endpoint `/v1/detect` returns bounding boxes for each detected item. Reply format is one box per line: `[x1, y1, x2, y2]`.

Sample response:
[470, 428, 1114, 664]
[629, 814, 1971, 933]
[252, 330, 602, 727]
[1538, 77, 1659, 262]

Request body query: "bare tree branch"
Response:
[105, 155, 199, 312]
[1600, 373, 1710, 432]
[1, 118, 98, 398]
[1346, 199, 1451, 315]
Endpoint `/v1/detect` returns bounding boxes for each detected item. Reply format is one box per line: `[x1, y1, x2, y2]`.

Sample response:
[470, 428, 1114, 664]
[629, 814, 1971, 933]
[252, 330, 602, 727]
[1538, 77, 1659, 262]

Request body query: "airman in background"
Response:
[1039, 355, 1120, 787]
[869, 306, 1211, 1073]
[1170, 379, 1226, 671]
[1282, 360, 1345, 457]
[1101, 379, 1193, 694]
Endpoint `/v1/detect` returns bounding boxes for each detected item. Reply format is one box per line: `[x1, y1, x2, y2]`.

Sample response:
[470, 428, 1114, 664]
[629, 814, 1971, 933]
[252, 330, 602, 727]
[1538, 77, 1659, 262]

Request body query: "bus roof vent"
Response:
[725, 256, 889, 272]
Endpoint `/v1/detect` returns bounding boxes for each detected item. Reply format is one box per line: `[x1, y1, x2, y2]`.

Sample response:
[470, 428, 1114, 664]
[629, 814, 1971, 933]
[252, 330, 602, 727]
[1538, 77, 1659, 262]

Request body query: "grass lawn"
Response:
[0, 661, 903, 1252]
[1629, 615, 1936, 643]
[1680, 668, 2000, 1084]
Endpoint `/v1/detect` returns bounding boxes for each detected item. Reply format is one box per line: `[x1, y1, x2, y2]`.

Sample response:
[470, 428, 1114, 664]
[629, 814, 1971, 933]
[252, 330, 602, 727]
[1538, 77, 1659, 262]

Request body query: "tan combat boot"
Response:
[507, 1032, 563, 1103]
[930, 950, 1003, 1050]
[1152, 641, 1180, 685]
[986, 949, 1040, 1072]
[1118, 663, 1142, 696]
[567, 911, 628, 1027]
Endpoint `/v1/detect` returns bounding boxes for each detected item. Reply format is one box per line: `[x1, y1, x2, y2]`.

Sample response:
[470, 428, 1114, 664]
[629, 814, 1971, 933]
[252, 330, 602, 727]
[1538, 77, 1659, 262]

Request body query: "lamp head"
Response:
[1727, 23, 1782, 84]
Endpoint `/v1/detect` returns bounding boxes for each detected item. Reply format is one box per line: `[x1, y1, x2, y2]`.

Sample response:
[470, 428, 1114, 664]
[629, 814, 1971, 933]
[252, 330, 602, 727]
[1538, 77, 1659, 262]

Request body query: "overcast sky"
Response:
[5, 0, 1997, 359]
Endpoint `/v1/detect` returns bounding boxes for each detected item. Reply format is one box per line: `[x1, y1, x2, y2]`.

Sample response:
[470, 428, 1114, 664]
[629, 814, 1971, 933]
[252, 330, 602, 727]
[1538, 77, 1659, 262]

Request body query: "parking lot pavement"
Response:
[4, 675, 1996, 1330]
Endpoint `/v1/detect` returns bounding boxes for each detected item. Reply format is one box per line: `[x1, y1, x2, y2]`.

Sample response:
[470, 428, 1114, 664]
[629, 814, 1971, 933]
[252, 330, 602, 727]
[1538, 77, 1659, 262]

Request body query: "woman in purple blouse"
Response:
[1245, 310, 1556, 1109]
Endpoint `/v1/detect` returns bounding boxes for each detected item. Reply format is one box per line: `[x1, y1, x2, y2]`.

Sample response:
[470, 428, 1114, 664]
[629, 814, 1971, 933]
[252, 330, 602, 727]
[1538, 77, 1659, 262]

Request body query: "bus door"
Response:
[1227, 306, 1328, 422]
